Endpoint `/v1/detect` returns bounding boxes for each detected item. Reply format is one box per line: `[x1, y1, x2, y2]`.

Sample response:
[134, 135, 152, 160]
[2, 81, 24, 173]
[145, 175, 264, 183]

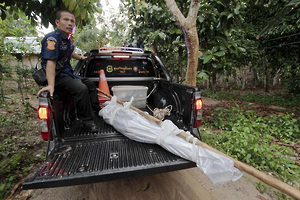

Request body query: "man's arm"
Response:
[72, 52, 87, 60]
[37, 60, 57, 97]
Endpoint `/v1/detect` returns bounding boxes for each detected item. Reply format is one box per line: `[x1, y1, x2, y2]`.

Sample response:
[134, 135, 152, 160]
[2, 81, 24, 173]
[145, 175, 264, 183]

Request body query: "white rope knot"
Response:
[153, 105, 172, 120]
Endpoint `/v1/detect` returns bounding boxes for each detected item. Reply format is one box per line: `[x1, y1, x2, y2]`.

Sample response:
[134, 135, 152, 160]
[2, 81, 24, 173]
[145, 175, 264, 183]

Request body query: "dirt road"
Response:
[24, 167, 274, 200]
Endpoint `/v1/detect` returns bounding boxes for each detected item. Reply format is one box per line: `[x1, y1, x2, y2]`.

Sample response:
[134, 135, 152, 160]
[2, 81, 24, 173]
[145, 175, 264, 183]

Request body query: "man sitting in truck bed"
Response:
[37, 10, 100, 133]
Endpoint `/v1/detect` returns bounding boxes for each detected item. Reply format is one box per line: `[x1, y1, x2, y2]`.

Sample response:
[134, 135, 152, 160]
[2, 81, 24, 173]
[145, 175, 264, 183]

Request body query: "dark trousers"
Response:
[55, 76, 100, 121]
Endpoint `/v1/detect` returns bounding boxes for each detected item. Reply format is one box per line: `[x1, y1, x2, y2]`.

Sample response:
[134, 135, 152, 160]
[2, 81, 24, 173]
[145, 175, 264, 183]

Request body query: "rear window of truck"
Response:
[85, 58, 156, 77]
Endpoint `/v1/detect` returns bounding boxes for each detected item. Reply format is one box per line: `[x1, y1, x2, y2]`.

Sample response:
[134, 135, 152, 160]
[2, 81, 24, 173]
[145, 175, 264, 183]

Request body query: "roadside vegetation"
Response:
[202, 90, 300, 115]
[201, 90, 300, 199]
[0, 68, 44, 198]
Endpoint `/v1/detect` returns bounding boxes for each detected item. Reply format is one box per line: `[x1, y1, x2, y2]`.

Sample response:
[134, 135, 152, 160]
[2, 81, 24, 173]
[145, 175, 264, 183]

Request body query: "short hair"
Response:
[56, 10, 74, 20]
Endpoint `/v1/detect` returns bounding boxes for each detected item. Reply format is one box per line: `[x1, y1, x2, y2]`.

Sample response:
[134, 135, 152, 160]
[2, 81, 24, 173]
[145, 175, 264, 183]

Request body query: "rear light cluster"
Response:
[194, 92, 203, 128]
[38, 106, 53, 141]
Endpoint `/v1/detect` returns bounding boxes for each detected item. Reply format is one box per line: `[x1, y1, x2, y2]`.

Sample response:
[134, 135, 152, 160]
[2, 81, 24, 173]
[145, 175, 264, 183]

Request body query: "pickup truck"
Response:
[23, 47, 203, 189]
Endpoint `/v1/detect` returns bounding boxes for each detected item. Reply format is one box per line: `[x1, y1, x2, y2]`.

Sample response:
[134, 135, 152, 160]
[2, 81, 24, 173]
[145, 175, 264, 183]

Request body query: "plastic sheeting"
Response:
[99, 96, 243, 185]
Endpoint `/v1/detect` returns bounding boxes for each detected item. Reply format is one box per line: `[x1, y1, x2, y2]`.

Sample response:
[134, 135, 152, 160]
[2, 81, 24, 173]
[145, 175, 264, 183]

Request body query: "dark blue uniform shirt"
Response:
[41, 29, 79, 79]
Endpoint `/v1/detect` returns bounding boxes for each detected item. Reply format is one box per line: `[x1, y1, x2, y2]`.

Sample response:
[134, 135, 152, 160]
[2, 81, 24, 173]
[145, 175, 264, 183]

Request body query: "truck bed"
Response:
[23, 117, 195, 189]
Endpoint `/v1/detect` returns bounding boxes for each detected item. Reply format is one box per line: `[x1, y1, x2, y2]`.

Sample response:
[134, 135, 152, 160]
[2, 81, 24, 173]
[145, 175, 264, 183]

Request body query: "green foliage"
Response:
[122, 0, 300, 94]
[246, 0, 300, 94]
[0, 8, 37, 37]
[0, 8, 41, 101]
[74, 27, 107, 53]
[196, 70, 211, 82]
[202, 105, 300, 187]
[73, 3, 129, 52]
[123, 0, 189, 82]
[256, 182, 270, 194]
[0, 0, 100, 27]
[197, 0, 262, 89]
[202, 90, 300, 108]
[0, 9, 38, 63]
[0, 97, 44, 198]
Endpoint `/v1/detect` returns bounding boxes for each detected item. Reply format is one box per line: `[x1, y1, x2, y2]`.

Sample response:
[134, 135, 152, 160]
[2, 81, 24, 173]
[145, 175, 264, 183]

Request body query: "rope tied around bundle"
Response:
[152, 105, 172, 120]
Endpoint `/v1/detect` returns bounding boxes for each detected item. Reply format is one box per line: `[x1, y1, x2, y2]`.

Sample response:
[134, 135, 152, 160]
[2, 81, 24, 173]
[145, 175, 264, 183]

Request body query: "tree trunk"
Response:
[0, 63, 4, 102]
[265, 66, 269, 93]
[150, 43, 158, 54]
[211, 72, 217, 92]
[252, 68, 258, 88]
[164, 0, 200, 87]
[177, 46, 184, 83]
[206, 79, 209, 89]
[225, 75, 229, 89]
[242, 67, 246, 90]
[183, 25, 199, 86]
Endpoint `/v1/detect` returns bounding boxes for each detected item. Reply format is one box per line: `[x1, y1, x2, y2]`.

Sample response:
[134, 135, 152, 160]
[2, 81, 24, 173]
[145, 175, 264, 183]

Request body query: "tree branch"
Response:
[187, 0, 200, 25]
[164, 0, 186, 27]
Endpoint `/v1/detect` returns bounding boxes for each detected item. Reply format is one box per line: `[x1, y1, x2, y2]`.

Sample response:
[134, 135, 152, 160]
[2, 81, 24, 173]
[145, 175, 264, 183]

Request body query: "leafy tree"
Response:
[257, 0, 300, 39]
[123, 0, 190, 83]
[0, 8, 38, 65]
[248, 0, 300, 93]
[124, 0, 250, 87]
[0, 9, 38, 101]
[74, 27, 109, 53]
[0, 0, 100, 27]
[164, 0, 200, 86]
[106, 12, 130, 47]
[197, 0, 250, 91]
[74, 2, 129, 53]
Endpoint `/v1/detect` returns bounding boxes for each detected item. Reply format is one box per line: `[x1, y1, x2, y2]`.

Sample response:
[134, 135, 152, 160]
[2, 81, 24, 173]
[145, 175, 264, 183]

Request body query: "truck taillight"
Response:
[194, 98, 203, 128]
[38, 106, 53, 141]
[38, 107, 48, 120]
[195, 99, 203, 110]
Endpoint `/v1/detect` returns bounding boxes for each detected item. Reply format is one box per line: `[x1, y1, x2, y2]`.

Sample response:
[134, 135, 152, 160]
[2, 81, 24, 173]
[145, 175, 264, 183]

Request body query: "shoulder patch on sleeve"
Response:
[46, 36, 57, 51]
[47, 36, 57, 43]
[47, 40, 56, 50]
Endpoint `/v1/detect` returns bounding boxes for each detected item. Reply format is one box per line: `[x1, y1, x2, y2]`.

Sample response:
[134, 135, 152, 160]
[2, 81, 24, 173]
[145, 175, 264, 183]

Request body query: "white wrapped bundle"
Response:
[99, 96, 243, 185]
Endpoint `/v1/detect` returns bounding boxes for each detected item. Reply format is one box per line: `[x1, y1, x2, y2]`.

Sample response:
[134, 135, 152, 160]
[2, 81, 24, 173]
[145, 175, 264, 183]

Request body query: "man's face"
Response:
[55, 12, 75, 37]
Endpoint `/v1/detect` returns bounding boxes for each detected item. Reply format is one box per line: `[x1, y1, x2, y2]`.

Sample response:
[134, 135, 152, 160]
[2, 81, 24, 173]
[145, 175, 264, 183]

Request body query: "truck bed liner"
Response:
[23, 117, 195, 189]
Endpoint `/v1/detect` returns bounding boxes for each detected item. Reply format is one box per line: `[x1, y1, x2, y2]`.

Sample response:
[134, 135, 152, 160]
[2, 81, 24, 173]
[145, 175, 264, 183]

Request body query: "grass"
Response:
[200, 90, 300, 199]
[0, 79, 45, 198]
[202, 90, 300, 108]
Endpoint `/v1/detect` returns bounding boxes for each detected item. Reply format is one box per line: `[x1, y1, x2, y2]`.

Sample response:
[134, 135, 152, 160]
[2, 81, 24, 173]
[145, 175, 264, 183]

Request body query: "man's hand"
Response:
[72, 52, 89, 60]
[37, 85, 55, 97]
[80, 55, 88, 60]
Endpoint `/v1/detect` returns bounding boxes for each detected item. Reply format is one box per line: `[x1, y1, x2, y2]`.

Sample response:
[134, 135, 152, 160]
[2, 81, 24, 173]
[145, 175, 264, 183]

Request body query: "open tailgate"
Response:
[23, 118, 195, 189]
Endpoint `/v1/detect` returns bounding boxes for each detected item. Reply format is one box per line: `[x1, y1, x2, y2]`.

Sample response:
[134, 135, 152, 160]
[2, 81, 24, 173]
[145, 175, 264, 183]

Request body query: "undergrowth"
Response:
[201, 103, 300, 199]
[202, 90, 300, 115]
[0, 87, 44, 198]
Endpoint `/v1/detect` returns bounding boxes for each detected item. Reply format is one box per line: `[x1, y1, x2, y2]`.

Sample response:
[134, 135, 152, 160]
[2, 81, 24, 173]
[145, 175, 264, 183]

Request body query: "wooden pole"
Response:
[97, 89, 300, 199]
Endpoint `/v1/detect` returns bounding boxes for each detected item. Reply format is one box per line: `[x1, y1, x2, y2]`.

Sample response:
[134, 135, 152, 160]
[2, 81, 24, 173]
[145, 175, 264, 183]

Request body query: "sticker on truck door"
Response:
[106, 65, 113, 73]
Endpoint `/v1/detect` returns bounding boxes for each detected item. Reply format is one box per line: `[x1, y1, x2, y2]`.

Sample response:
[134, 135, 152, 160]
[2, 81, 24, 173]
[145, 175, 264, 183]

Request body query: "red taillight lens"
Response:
[41, 131, 53, 141]
[112, 55, 131, 59]
[38, 106, 52, 141]
[38, 107, 48, 120]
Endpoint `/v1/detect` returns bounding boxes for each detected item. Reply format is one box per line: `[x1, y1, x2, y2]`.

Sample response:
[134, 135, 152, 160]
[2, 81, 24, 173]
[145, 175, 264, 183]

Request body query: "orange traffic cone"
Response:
[98, 69, 110, 108]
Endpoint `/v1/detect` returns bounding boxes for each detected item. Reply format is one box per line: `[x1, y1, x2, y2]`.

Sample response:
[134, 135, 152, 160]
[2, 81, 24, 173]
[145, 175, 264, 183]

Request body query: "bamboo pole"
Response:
[97, 88, 300, 199]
